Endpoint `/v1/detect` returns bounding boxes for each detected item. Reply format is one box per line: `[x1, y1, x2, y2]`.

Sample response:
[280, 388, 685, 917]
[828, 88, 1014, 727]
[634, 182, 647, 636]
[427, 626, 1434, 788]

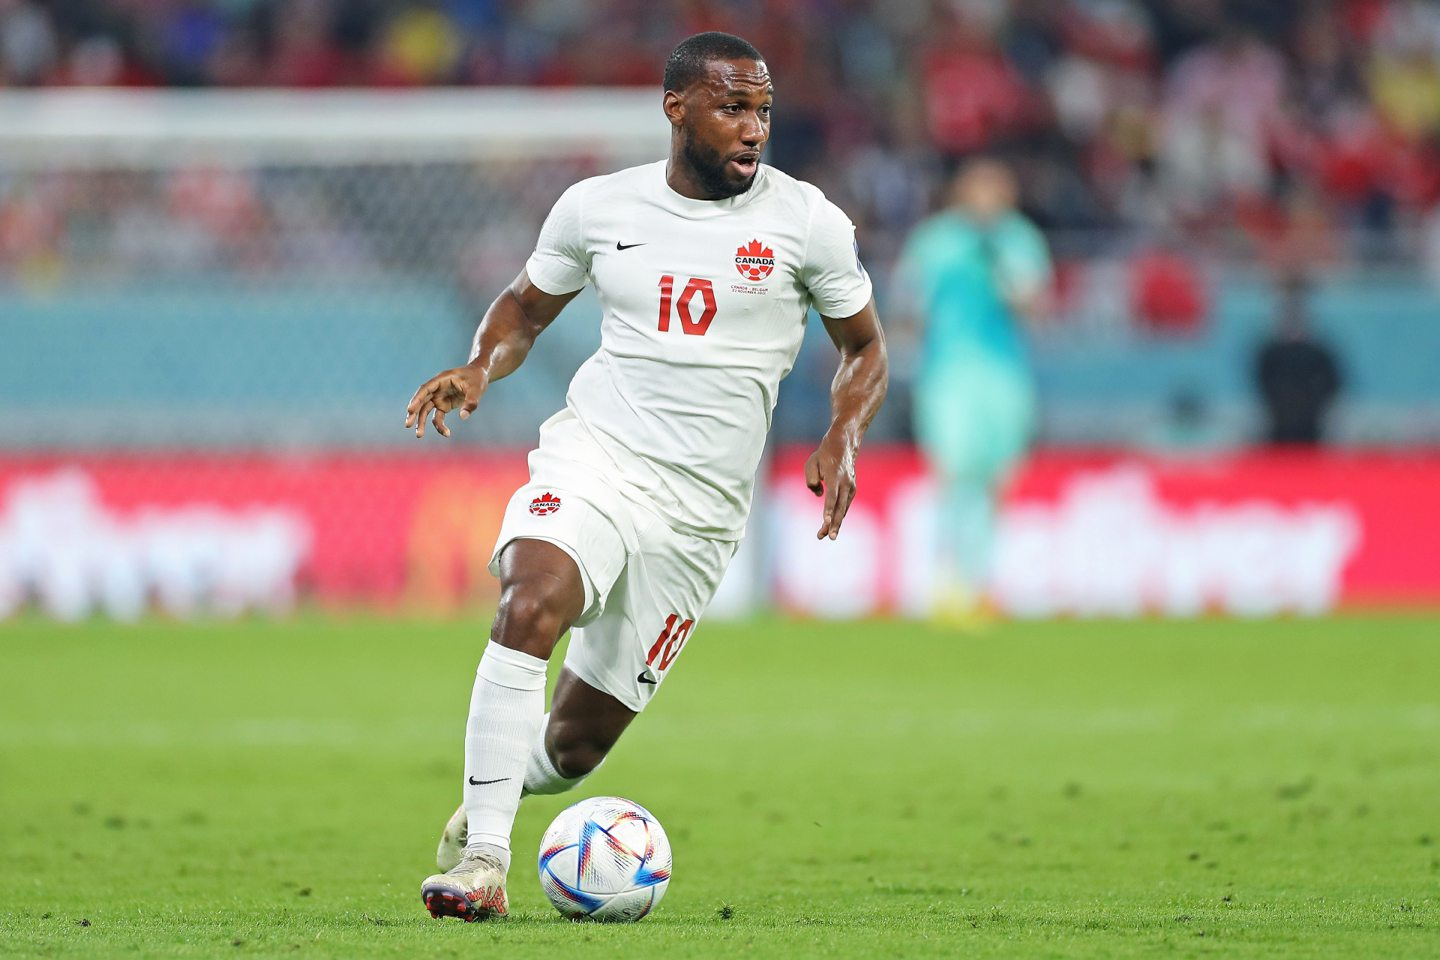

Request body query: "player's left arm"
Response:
[806, 298, 888, 540]
[996, 218, 1054, 325]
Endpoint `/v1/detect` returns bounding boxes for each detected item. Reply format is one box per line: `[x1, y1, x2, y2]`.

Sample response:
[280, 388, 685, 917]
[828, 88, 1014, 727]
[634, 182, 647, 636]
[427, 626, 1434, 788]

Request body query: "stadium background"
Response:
[3, 3, 1440, 957]
[4, 0, 1439, 620]
[8, 0, 1440, 624]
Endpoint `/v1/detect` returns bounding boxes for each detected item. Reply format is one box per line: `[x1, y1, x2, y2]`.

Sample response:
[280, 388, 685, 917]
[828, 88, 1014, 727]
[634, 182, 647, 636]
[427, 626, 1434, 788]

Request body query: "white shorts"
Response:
[488, 412, 739, 712]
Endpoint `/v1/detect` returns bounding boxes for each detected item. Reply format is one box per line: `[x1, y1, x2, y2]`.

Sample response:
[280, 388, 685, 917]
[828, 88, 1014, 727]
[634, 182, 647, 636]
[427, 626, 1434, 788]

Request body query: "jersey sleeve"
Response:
[800, 196, 873, 318]
[524, 182, 592, 295]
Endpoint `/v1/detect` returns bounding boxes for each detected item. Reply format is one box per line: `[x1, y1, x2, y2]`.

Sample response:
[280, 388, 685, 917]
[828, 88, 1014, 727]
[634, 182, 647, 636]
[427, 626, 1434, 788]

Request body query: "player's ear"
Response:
[662, 89, 685, 128]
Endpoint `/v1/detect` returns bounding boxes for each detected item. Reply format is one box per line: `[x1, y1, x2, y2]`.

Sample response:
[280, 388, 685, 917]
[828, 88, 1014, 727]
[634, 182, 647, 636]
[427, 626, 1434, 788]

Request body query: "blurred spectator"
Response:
[0, 0, 57, 85]
[919, 7, 1036, 157]
[1128, 238, 1208, 335]
[1159, 24, 1285, 221]
[1254, 275, 1344, 445]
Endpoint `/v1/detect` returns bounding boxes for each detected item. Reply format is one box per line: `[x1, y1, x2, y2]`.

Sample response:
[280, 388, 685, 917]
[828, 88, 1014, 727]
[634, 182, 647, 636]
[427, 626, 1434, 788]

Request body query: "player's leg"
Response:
[487, 511, 735, 809]
[435, 666, 638, 875]
[424, 478, 631, 920]
[560, 513, 738, 724]
[465, 539, 586, 844]
[422, 538, 585, 921]
[914, 370, 980, 613]
[434, 514, 734, 891]
[958, 360, 1033, 591]
[524, 666, 638, 794]
[937, 470, 997, 590]
[915, 359, 1033, 621]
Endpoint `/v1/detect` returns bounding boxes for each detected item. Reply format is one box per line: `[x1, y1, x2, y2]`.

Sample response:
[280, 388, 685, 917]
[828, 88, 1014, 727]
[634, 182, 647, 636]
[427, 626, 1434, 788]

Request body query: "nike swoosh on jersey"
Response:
[616, 241, 647, 250]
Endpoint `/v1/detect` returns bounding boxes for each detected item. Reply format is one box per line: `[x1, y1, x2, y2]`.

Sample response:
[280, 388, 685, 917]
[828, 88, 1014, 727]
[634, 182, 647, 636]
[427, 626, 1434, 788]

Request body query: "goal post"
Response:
[0, 88, 668, 166]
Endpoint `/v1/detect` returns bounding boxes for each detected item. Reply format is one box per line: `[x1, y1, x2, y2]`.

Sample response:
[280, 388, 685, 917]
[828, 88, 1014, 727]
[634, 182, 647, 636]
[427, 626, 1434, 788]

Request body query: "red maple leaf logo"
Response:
[735, 238, 775, 282]
[528, 492, 561, 516]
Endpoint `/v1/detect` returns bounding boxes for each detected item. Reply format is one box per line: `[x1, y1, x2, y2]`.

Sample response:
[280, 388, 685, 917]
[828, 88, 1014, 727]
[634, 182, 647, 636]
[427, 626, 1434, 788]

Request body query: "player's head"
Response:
[662, 32, 771, 200]
[949, 158, 1019, 224]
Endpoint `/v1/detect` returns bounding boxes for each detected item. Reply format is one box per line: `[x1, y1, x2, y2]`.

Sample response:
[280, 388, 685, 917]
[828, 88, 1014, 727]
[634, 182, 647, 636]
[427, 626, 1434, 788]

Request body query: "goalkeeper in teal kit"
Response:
[896, 159, 1052, 619]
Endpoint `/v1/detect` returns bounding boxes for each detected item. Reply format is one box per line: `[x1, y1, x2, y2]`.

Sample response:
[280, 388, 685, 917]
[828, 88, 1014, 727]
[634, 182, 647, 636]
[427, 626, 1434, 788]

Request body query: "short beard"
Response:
[680, 129, 757, 200]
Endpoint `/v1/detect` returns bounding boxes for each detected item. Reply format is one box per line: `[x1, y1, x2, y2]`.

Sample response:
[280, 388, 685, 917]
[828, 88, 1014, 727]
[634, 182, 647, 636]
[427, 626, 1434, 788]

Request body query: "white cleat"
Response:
[421, 852, 508, 922]
[436, 803, 466, 873]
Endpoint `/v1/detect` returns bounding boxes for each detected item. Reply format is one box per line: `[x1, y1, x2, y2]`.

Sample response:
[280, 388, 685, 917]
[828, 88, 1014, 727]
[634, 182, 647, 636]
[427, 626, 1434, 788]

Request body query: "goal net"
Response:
[0, 88, 668, 450]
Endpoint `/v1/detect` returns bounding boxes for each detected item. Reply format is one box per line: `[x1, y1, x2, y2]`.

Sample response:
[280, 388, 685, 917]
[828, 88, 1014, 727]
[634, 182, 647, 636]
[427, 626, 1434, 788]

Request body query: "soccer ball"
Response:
[537, 796, 671, 922]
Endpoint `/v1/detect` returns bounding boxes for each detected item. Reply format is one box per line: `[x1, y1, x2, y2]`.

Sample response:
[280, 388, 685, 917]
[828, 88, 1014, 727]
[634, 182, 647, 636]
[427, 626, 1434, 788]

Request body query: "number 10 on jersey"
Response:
[657, 275, 716, 336]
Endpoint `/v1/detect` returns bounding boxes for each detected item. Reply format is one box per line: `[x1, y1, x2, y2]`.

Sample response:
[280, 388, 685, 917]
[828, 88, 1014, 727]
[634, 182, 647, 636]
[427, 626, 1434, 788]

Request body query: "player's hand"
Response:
[804, 435, 857, 541]
[404, 365, 487, 439]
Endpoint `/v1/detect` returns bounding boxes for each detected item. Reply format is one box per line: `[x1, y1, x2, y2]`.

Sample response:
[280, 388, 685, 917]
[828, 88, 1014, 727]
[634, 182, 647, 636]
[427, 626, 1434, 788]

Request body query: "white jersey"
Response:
[524, 160, 872, 541]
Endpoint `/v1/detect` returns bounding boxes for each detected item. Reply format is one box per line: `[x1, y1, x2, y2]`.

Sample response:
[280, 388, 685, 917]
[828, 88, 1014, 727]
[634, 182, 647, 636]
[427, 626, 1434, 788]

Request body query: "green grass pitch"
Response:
[2, 614, 1437, 958]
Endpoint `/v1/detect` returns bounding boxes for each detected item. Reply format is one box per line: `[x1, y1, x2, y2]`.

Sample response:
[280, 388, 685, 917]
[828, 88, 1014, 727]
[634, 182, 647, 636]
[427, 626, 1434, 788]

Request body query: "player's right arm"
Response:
[404, 269, 579, 439]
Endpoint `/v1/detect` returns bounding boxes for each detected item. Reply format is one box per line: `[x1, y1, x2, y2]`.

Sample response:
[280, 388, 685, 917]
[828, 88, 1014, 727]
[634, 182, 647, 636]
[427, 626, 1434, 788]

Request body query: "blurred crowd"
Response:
[5, 0, 1440, 367]
[5, 1, 1440, 262]
[3, 1, 1438, 450]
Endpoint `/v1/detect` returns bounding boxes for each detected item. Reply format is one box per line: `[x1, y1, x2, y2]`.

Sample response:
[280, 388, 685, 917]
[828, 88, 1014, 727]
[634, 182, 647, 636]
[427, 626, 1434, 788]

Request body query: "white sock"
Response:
[462, 642, 547, 872]
[522, 713, 599, 796]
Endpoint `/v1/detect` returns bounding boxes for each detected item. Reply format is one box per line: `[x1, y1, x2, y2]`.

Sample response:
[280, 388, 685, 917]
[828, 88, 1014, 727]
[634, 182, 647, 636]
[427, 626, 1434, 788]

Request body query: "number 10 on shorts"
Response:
[646, 613, 694, 671]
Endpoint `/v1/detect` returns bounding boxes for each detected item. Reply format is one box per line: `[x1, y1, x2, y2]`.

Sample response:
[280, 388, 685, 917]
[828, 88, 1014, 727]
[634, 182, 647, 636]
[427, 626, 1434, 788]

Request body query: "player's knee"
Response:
[492, 582, 571, 656]
[546, 721, 610, 779]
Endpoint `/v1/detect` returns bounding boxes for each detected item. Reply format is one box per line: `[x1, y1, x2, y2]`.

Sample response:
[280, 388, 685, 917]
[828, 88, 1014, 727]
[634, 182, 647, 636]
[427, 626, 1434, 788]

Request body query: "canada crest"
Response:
[735, 239, 775, 282]
[528, 492, 561, 516]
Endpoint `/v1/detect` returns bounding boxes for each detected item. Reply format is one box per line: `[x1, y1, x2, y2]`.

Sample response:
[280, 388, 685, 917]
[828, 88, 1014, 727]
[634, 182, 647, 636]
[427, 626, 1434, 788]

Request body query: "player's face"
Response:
[677, 58, 773, 199]
[953, 161, 1018, 224]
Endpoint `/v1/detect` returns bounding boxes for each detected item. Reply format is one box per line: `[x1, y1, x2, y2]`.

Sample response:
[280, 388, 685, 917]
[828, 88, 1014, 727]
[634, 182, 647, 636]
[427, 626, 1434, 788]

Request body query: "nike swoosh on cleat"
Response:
[616, 241, 647, 250]
[467, 776, 510, 785]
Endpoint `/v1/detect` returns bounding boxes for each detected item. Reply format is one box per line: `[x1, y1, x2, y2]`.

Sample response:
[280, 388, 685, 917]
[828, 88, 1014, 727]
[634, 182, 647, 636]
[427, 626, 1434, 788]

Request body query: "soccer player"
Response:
[404, 31, 888, 921]
[895, 159, 1050, 623]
